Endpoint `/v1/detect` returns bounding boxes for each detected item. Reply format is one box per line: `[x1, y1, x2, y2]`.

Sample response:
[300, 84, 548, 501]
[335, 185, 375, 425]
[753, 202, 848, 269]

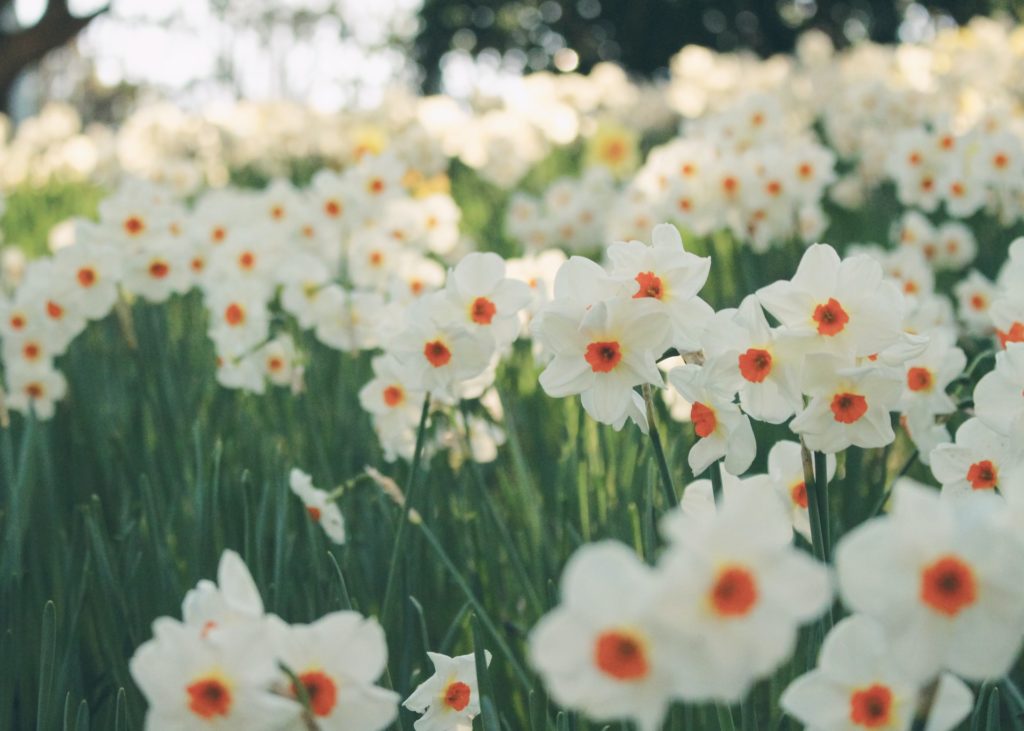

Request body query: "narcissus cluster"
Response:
[130, 550, 490, 731]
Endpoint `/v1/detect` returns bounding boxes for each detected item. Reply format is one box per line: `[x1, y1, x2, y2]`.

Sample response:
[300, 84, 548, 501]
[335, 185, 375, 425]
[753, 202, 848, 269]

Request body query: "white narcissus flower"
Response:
[418, 193, 461, 255]
[443, 411, 506, 465]
[932, 221, 976, 271]
[98, 181, 175, 248]
[654, 489, 832, 703]
[606, 222, 713, 352]
[756, 243, 904, 358]
[389, 252, 446, 306]
[359, 354, 424, 422]
[258, 334, 298, 387]
[188, 187, 252, 250]
[310, 168, 356, 234]
[403, 651, 491, 731]
[990, 292, 1024, 349]
[2, 325, 58, 371]
[902, 408, 952, 466]
[836, 480, 1024, 681]
[997, 238, 1024, 291]
[953, 269, 997, 335]
[122, 236, 192, 304]
[278, 253, 331, 329]
[896, 332, 965, 421]
[974, 342, 1024, 437]
[0, 296, 39, 342]
[505, 248, 567, 330]
[182, 549, 265, 637]
[930, 418, 1024, 500]
[312, 286, 389, 353]
[528, 541, 681, 731]
[347, 229, 401, 292]
[668, 356, 755, 476]
[673, 472, 778, 522]
[4, 361, 67, 420]
[358, 354, 425, 462]
[764, 441, 836, 542]
[18, 261, 87, 352]
[52, 240, 123, 321]
[257, 178, 306, 232]
[205, 234, 281, 298]
[206, 282, 270, 360]
[529, 255, 622, 361]
[270, 611, 400, 731]
[781, 615, 973, 731]
[536, 297, 669, 426]
[216, 351, 266, 394]
[389, 307, 493, 401]
[289, 468, 346, 545]
[791, 355, 902, 453]
[130, 618, 301, 730]
[430, 252, 532, 349]
[701, 294, 804, 424]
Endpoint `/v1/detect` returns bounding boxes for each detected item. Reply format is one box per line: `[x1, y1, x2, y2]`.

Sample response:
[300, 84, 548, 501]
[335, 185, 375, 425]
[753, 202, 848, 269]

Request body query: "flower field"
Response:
[3, 18, 1024, 731]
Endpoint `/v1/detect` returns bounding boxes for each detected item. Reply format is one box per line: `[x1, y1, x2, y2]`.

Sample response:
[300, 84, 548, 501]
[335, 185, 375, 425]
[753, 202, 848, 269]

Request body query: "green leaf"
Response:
[36, 600, 56, 731]
[73, 700, 89, 731]
[971, 683, 991, 731]
[988, 688, 1002, 731]
[472, 613, 501, 731]
[114, 688, 128, 731]
[326, 550, 353, 611]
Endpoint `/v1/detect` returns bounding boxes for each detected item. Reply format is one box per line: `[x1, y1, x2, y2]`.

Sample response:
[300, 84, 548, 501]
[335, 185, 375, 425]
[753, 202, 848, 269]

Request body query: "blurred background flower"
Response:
[2, 0, 1020, 121]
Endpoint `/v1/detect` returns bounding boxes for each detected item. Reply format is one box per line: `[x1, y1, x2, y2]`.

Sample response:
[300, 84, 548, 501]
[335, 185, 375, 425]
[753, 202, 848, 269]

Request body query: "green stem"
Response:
[379, 394, 431, 626]
[457, 404, 545, 617]
[417, 520, 533, 689]
[910, 677, 941, 731]
[642, 384, 677, 506]
[799, 441, 832, 633]
[716, 704, 737, 731]
[1002, 677, 1024, 729]
[813, 451, 831, 563]
[278, 662, 317, 730]
[709, 459, 724, 507]
[740, 692, 757, 731]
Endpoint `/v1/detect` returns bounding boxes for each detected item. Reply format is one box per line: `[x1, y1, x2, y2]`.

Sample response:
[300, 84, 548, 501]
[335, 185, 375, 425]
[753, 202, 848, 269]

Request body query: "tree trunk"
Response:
[0, 0, 109, 115]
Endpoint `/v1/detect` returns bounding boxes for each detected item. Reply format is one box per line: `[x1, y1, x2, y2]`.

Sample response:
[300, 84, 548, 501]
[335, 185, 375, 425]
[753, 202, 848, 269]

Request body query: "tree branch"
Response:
[0, 2, 110, 112]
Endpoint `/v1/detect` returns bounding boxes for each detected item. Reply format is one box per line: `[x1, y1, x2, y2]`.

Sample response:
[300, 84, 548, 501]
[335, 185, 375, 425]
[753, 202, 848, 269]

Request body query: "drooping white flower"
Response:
[289, 469, 346, 545]
[668, 356, 756, 476]
[403, 651, 491, 731]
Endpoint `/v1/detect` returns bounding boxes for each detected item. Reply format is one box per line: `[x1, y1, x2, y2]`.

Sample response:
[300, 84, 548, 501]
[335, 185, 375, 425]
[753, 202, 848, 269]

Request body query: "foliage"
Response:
[0, 180, 104, 258]
[412, 0, 1019, 91]
[1, 167, 1022, 730]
